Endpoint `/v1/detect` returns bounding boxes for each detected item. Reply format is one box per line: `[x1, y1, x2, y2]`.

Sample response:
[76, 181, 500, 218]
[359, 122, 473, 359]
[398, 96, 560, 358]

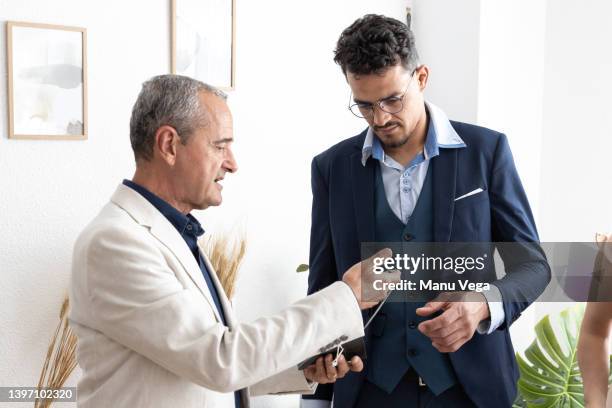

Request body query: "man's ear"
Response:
[154, 125, 179, 165]
[416, 65, 429, 92]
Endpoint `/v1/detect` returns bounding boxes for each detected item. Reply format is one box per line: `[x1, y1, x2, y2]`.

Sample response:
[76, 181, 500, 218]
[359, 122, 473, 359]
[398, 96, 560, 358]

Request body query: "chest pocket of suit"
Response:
[452, 191, 490, 240]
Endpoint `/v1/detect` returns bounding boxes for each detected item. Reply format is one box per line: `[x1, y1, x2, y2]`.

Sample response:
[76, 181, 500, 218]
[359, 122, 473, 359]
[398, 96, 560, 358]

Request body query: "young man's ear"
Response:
[416, 65, 429, 91]
[155, 125, 180, 165]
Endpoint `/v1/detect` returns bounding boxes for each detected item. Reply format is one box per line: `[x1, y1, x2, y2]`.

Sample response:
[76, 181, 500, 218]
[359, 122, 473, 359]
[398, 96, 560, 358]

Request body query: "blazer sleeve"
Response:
[73, 226, 364, 394]
[488, 133, 551, 329]
[302, 156, 340, 402]
[249, 366, 317, 397]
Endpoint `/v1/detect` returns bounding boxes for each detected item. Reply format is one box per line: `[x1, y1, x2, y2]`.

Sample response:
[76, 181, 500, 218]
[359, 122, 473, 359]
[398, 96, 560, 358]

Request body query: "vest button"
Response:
[408, 348, 418, 357]
[408, 321, 417, 329]
[404, 233, 414, 241]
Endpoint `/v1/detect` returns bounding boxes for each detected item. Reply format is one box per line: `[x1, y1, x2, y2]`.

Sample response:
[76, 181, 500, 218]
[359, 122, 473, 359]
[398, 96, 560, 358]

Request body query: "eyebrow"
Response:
[353, 91, 403, 105]
[212, 138, 233, 144]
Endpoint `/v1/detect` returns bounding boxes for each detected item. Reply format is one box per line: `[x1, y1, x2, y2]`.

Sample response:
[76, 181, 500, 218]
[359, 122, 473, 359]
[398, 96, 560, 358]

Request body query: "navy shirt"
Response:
[123, 180, 241, 407]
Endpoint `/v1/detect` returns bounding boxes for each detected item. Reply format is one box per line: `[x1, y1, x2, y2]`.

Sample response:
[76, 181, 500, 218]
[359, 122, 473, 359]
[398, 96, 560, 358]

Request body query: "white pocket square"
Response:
[454, 188, 484, 202]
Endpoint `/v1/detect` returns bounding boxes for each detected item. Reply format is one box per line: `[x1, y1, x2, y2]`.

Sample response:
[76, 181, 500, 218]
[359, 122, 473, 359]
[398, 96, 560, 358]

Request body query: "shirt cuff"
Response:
[300, 399, 332, 408]
[476, 284, 505, 334]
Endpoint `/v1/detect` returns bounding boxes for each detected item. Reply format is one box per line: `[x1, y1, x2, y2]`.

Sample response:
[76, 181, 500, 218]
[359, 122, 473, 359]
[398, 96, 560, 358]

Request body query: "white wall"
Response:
[411, 0, 481, 123]
[0, 2, 170, 406]
[539, 0, 612, 241]
[477, 0, 548, 220]
[0, 1, 408, 407]
[530, 0, 612, 336]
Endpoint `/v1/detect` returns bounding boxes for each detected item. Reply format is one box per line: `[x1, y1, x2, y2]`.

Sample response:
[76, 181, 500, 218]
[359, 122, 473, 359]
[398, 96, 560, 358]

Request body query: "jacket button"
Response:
[408, 321, 417, 329]
[408, 348, 418, 357]
[404, 233, 414, 241]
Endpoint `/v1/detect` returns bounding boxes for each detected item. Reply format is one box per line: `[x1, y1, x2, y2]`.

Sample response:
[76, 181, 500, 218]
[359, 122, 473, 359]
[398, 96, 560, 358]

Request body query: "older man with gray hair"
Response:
[69, 75, 397, 407]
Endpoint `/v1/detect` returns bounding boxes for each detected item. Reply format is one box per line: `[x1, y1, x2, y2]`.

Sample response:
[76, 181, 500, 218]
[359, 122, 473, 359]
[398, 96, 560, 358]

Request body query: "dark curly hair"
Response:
[334, 14, 419, 76]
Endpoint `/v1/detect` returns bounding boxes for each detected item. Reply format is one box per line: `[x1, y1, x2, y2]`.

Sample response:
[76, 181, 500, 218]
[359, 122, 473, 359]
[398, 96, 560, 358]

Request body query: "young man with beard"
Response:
[302, 14, 550, 408]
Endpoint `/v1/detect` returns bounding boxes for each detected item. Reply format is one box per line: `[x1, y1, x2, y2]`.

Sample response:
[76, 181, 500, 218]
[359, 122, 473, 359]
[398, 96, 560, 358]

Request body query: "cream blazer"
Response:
[69, 184, 364, 407]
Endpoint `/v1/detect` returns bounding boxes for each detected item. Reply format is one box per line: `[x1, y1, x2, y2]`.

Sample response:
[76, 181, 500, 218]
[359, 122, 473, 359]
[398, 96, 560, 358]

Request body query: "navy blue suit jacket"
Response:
[305, 122, 551, 408]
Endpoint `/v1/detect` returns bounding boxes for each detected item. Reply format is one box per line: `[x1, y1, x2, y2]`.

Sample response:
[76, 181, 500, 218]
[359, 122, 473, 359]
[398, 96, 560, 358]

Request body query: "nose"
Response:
[372, 105, 391, 127]
[224, 147, 238, 174]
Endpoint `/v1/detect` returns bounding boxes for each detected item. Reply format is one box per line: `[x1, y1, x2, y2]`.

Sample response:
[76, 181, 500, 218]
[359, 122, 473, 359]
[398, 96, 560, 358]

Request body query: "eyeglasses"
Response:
[348, 69, 418, 119]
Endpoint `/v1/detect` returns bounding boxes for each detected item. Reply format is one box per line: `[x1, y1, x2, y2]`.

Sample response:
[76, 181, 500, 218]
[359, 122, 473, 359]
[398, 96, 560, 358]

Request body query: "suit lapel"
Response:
[350, 151, 376, 245]
[431, 149, 458, 242]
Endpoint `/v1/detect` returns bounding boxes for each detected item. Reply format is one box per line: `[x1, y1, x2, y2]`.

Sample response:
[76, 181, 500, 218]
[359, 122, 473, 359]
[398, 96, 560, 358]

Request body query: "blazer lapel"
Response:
[431, 149, 458, 242]
[148, 222, 223, 322]
[350, 151, 376, 245]
[200, 251, 236, 328]
[111, 184, 223, 322]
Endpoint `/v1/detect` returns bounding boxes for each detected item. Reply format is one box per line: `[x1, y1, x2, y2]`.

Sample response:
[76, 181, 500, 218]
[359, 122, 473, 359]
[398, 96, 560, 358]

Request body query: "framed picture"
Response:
[6, 21, 88, 140]
[171, 0, 236, 90]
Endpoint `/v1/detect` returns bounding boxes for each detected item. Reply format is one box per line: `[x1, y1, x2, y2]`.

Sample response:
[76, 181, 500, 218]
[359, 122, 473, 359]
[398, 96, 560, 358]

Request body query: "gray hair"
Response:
[129, 74, 227, 161]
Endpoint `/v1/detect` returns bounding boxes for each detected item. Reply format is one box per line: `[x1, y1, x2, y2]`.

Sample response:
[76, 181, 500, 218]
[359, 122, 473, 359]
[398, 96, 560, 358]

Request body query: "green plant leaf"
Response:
[512, 394, 528, 408]
[516, 304, 586, 408]
[296, 264, 309, 273]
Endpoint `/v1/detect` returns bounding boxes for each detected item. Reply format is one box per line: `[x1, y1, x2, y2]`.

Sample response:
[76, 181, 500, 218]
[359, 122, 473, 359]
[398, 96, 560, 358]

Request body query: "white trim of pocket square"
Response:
[454, 188, 484, 202]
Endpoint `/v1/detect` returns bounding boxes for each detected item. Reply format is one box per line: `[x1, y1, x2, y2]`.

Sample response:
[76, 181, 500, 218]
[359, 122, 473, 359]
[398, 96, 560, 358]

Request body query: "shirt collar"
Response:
[122, 179, 204, 238]
[361, 101, 466, 166]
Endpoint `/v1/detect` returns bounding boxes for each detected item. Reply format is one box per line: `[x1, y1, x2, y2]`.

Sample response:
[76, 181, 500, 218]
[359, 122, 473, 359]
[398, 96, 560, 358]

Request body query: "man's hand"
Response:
[303, 354, 364, 384]
[416, 291, 490, 353]
[342, 248, 401, 310]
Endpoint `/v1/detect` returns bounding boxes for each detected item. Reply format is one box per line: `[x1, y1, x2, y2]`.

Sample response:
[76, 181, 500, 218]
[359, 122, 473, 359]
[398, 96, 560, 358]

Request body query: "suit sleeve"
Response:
[488, 133, 551, 330]
[302, 157, 339, 402]
[72, 227, 364, 394]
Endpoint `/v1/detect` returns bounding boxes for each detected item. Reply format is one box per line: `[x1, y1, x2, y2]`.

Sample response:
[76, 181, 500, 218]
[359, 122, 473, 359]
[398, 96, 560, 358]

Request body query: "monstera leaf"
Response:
[516, 305, 584, 408]
[512, 304, 612, 408]
[513, 304, 612, 408]
[516, 305, 585, 407]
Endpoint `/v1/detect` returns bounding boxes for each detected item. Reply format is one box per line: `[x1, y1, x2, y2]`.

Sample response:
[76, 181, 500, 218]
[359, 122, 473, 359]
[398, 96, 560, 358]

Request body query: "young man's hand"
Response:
[416, 291, 490, 353]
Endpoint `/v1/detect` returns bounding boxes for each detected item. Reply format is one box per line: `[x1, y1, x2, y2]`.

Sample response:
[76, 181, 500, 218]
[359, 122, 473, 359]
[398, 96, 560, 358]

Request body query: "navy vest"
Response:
[366, 164, 457, 395]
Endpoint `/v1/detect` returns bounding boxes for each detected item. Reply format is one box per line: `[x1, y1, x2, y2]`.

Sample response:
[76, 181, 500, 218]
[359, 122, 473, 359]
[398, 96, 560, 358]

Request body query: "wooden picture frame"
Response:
[171, 0, 236, 90]
[6, 21, 88, 140]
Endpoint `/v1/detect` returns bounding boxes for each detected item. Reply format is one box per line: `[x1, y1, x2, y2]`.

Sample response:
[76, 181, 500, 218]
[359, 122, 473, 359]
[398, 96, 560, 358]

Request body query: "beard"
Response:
[380, 134, 410, 149]
[374, 123, 411, 148]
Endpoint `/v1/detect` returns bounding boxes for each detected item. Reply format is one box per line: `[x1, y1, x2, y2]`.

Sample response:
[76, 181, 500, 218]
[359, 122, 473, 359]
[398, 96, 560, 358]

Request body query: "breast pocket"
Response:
[452, 190, 491, 240]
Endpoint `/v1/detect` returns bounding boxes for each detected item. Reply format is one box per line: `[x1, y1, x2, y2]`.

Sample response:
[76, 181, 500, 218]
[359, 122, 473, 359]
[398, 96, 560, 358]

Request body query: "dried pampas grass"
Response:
[201, 229, 247, 299]
[35, 296, 78, 407]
